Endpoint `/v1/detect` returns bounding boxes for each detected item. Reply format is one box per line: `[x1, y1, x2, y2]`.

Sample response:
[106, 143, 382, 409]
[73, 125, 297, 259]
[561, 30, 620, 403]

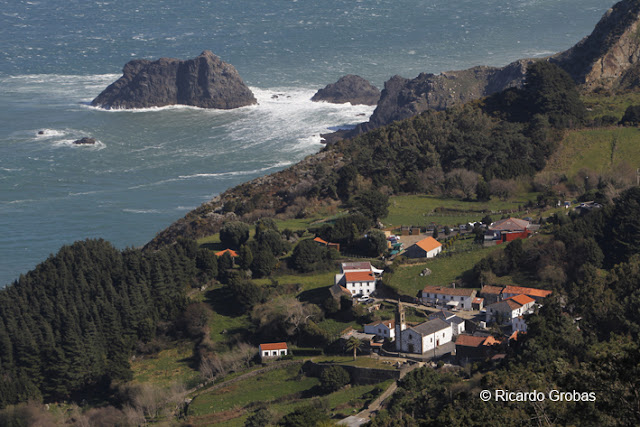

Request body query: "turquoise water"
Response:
[0, 0, 614, 285]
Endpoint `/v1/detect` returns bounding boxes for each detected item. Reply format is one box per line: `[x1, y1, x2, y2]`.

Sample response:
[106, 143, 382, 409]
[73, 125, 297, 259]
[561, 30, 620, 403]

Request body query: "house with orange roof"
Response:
[259, 342, 288, 360]
[455, 334, 504, 363]
[485, 294, 536, 332]
[502, 285, 552, 302]
[215, 248, 238, 257]
[313, 236, 340, 252]
[334, 270, 377, 298]
[421, 285, 477, 311]
[405, 236, 442, 259]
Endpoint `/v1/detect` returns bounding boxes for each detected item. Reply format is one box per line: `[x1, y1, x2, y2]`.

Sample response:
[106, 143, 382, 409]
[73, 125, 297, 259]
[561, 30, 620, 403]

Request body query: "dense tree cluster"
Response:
[0, 238, 205, 407]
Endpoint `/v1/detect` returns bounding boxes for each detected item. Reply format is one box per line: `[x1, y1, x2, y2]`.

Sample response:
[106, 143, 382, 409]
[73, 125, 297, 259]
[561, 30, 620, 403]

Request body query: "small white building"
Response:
[259, 342, 288, 360]
[422, 286, 477, 311]
[405, 237, 442, 259]
[364, 319, 395, 340]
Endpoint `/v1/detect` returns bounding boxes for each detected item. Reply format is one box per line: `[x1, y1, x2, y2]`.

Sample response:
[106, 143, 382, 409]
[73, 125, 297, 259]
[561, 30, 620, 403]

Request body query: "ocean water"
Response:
[0, 0, 614, 286]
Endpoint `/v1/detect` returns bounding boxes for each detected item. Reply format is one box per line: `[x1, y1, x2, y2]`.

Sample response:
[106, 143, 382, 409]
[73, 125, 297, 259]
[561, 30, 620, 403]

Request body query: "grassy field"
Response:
[188, 364, 317, 417]
[388, 245, 503, 296]
[543, 126, 640, 179]
[131, 343, 200, 388]
[583, 91, 640, 121]
[312, 355, 398, 370]
[187, 360, 392, 426]
[383, 194, 538, 228]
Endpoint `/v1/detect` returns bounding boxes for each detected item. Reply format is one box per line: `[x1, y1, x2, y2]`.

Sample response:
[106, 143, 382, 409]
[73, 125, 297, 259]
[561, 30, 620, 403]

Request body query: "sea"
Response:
[0, 0, 615, 286]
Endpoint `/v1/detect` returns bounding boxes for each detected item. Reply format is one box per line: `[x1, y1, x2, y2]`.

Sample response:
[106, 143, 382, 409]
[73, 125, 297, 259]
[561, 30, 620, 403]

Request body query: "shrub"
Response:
[319, 366, 350, 393]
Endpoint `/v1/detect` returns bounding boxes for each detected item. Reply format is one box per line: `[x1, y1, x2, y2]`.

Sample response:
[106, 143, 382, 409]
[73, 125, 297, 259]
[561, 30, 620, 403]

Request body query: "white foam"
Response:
[123, 208, 162, 214]
[34, 128, 66, 138]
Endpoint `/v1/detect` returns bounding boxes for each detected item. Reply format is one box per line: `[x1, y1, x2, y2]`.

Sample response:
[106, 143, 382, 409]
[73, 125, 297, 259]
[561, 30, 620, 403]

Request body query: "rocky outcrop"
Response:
[352, 60, 532, 134]
[91, 51, 256, 109]
[345, 0, 640, 136]
[72, 137, 96, 145]
[311, 75, 380, 105]
[551, 0, 640, 91]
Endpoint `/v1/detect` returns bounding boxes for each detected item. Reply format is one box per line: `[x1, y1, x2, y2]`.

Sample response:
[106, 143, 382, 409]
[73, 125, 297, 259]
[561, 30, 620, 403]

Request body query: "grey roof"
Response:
[448, 316, 465, 325]
[428, 309, 455, 321]
[409, 318, 450, 336]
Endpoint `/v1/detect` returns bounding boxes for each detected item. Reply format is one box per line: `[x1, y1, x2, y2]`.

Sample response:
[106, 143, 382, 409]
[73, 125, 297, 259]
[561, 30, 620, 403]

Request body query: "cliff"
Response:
[91, 51, 256, 109]
[551, 0, 640, 91]
[348, 0, 640, 136]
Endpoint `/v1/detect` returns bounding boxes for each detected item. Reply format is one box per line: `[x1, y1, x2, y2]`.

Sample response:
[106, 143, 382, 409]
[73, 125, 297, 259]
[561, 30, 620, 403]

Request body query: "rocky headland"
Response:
[91, 51, 256, 110]
[340, 0, 640, 138]
[311, 75, 380, 105]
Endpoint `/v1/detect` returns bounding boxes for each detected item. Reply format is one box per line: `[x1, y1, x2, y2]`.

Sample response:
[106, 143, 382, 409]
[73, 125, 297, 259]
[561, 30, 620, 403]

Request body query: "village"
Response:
[250, 217, 555, 426]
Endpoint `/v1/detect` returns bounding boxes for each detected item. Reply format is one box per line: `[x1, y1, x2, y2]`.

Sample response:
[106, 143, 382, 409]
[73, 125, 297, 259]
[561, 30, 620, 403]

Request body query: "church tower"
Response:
[395, 302, 406, 351]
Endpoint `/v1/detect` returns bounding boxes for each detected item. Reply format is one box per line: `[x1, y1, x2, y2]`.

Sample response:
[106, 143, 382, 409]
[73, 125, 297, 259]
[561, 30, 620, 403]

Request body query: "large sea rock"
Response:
[311, 75, 380, 105]
[91, 51, 257, 109]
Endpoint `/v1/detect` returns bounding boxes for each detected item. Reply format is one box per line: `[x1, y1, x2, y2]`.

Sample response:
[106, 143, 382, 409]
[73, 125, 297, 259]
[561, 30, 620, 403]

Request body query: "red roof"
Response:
[455, 335, 486, 347]
[215, 249, 238, 257]
[260, 342, 288, 351]
[507, 294, 536, 306]
[345, 271, 375, 282]
[480, 285, 504, 295]
[504, 285, 552, 299]
[415, 236, 442, 252]
[473, 297, 484, 304]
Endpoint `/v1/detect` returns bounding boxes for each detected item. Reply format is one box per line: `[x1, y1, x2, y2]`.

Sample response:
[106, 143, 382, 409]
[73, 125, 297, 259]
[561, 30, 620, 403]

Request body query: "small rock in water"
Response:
[37, 130, 45, 135]
[72, 137, 96, 145]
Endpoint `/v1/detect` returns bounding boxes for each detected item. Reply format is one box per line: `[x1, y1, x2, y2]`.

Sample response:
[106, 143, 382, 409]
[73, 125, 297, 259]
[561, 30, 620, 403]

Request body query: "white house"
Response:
[394, 304, 452, 354]
[364, 319, 395, 340]
[485, 294, 535, 325]
[259, 342, 288, 360]
[335, 271, 377, 298]
[422, 286, 477, 311]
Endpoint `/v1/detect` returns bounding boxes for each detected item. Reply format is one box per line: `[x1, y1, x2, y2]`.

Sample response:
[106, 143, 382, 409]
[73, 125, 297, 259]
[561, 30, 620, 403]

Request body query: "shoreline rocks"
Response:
[312, 75, 380, 105]
[72, 137, 96, 145]
[91, 51, 256, 110]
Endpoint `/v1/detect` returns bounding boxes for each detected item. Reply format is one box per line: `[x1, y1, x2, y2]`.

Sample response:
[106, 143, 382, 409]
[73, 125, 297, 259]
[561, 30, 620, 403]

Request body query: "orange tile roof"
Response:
[215, 249, 238, 257]
[415, 236, 442, 252]
[480, 285, 504, 295]
[455, 335, 487, 347]
[260, 342, 288, 351]
[345, 271, 375, 282]
[504, 285, 552, 298]
[423, 286, 475, 297]
[473, 297, 484, 304]
[483, 336, 503, 346]
[507, 294, 536, 306]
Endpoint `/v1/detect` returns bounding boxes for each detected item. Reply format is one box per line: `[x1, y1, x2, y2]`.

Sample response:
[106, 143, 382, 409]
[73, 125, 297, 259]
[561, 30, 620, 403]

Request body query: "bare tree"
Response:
[445, 169, 479, 200]
[489, 179, 518, 201]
